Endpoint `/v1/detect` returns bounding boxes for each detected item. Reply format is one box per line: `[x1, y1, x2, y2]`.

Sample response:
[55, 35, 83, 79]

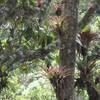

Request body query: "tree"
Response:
[58, 0, 78, 99]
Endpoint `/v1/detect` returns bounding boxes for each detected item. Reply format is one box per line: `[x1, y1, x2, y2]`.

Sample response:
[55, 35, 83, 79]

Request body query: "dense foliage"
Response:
[0, 0, 100, 100]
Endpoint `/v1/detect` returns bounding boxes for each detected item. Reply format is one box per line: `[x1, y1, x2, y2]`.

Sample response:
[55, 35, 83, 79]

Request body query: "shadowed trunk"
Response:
[51, 79, 64, 100]
[59, 0, 79, 100]
[87, 82, 100, 100]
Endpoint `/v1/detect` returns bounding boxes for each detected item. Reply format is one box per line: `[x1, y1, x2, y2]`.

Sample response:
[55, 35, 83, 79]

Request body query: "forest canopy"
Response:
[0, 0, 100, 100]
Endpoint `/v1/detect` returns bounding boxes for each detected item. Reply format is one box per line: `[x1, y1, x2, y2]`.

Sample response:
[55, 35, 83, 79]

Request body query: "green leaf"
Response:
[81, 25, 89, 32]
[56, 55, 60, 64]
[0, 0, 6, 4]
[1, 65, 7, 73]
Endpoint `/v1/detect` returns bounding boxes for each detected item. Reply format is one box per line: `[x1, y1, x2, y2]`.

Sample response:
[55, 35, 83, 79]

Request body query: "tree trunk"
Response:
[59, 0, 79, 100]
[87, 82, 100, 100]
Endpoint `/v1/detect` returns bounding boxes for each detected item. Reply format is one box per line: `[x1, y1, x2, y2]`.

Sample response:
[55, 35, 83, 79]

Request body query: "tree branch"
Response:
[0, 39, 60, 70]
[79, 0, 100, 32]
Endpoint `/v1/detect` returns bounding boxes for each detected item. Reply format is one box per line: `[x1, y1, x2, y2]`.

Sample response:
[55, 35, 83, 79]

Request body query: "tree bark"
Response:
[86, 82, 100, 100]
[59, 0, 79, 100]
